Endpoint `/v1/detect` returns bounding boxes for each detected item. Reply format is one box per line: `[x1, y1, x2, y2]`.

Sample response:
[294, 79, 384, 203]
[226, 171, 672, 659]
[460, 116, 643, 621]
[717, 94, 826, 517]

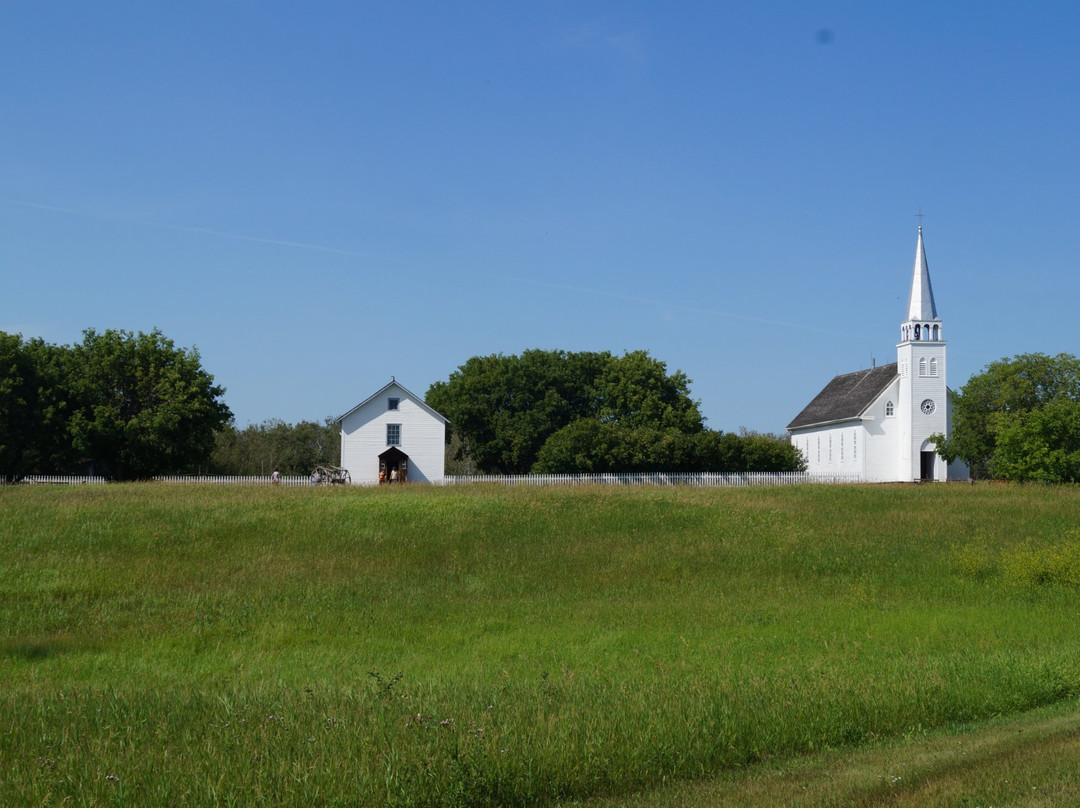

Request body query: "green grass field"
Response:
[2, 482, 1080, 806]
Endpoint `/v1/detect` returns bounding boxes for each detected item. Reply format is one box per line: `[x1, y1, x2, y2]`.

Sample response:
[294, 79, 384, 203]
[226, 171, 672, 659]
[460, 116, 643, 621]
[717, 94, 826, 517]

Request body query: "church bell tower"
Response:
[896, 226, 948, 481]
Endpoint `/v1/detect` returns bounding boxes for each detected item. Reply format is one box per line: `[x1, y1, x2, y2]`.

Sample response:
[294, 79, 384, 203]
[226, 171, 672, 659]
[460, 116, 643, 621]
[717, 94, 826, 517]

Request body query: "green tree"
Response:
[933, 353, 1080, 480]
[0, 333, 74, 481]
[692, 430, 746, 471]
[533, 422, 806, 474]
[595, 350, 704, 433]
[210, 422, 262, 475]
[67, 328, 232, 479]
[987, 399, 1080, 482]
[211, 418, 339, 475]
[532, 419, 617, 474]
[737, 429, 808, 473]
[426, 349, 705, 474]
[533, 421, 676, 474]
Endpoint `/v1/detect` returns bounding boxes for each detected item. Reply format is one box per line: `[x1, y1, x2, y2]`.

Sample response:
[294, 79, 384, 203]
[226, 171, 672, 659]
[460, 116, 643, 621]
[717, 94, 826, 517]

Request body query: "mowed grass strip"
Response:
[588, 698, 1080, 807]
[1, 482, 1079, 806]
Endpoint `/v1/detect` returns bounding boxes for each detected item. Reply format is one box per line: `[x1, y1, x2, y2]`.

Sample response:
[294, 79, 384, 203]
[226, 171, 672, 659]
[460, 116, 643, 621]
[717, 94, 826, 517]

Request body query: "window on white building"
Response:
[388, 398, 400, 410]
[919, 358, 928, 377]
[386, 424, 401, 446]
[885, 401, 894, 417]
[929, 358, 938, 377]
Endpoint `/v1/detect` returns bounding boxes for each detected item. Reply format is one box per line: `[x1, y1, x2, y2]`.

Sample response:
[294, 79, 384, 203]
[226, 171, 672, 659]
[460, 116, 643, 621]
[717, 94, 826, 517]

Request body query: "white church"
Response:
[335, 379, 448, 485]
[787, 227, 968, 482]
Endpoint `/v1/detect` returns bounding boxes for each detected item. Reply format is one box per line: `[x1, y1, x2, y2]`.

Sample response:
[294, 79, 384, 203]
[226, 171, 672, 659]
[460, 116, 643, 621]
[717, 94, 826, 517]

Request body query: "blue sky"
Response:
[4, 2, 1078, 433]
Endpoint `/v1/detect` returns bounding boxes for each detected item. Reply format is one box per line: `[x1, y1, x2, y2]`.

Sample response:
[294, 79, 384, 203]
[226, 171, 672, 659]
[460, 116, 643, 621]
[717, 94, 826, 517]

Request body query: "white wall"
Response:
[862, 377, 901, 482]
[793, 423, 865, 478]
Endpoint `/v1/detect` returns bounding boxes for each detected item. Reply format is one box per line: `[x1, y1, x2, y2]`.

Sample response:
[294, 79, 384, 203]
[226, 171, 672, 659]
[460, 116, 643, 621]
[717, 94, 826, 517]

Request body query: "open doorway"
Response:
[920, 451, 936, 481]
[379, 446, 409, 484]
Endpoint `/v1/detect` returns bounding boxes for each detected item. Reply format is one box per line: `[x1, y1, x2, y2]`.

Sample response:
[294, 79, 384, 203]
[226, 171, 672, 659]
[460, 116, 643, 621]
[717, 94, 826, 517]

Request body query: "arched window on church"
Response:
[932, 325, 940, 340]
[929, 358, 938, 377]
[914, 324, 921, 340]
[919, 358, 928, 377]
[885, 401, 894, 417]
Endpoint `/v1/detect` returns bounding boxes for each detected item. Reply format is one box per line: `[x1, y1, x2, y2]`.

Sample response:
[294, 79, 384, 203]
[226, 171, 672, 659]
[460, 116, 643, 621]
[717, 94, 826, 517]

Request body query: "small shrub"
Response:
[956, 529, 1080, 591]
[952, 534, 997, 581]
[1001, 532, 1080, 591]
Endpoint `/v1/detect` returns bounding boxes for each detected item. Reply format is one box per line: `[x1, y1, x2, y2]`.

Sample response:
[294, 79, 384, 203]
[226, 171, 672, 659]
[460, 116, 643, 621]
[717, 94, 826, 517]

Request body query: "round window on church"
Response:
[920, 399, 936, 415]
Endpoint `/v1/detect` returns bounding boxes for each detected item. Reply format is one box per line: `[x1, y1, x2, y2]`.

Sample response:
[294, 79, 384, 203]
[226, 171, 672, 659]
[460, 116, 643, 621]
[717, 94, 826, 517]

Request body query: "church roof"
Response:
[906, 226, 938, 322]
[787, 363, 898, 430]
[333, 379, 450, 425]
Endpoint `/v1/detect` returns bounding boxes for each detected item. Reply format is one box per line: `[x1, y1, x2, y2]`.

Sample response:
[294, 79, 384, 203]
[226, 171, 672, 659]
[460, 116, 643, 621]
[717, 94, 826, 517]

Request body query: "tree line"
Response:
[425, 349, 806, 474]
[1, 329, 231, 482]
[210, 419, 339, 476]
[8, 328, 1077, 483]
[0, 329, 347, 481]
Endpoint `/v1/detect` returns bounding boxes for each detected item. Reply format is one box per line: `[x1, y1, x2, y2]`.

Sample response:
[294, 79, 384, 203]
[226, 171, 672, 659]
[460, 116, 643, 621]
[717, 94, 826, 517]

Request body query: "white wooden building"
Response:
[335, 379, 448, 485]
[787, 227, 968, 482]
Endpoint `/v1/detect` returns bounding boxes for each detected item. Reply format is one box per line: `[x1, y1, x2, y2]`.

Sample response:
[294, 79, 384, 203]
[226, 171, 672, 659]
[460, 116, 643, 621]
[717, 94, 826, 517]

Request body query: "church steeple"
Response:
[900, 226, 942, 343]
[907, 225, 937, 321]
[896, 223, 950, 481]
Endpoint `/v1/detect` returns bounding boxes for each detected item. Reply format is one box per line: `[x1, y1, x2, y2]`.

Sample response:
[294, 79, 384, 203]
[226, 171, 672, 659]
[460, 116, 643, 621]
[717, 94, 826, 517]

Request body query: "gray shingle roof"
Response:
[787, 363, 898, 430]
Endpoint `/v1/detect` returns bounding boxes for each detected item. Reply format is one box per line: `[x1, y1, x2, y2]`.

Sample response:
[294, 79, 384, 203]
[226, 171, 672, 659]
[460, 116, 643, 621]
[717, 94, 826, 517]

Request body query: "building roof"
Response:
[333, 378, 450, 425]
[906, 226, 939, 322]
[787, 363, 898, 430]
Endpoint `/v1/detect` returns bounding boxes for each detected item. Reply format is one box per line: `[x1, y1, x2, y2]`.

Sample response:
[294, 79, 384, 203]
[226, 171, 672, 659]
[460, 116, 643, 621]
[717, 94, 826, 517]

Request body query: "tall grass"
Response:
[2, 483, 1079, 806]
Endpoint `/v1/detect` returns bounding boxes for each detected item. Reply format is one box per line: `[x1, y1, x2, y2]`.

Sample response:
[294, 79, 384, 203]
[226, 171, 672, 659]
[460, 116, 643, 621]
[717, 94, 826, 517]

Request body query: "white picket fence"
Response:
[155, 475, 315, 488]
[17, 472, 862, 488]
[18, 474, 314, 487]
[442, 472, 861, 487]
[19, 475, 109, 485]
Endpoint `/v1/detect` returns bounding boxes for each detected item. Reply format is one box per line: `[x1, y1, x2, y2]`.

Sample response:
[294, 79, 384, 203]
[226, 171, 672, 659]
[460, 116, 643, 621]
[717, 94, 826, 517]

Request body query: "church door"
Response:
[920, 451, 936, 481]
